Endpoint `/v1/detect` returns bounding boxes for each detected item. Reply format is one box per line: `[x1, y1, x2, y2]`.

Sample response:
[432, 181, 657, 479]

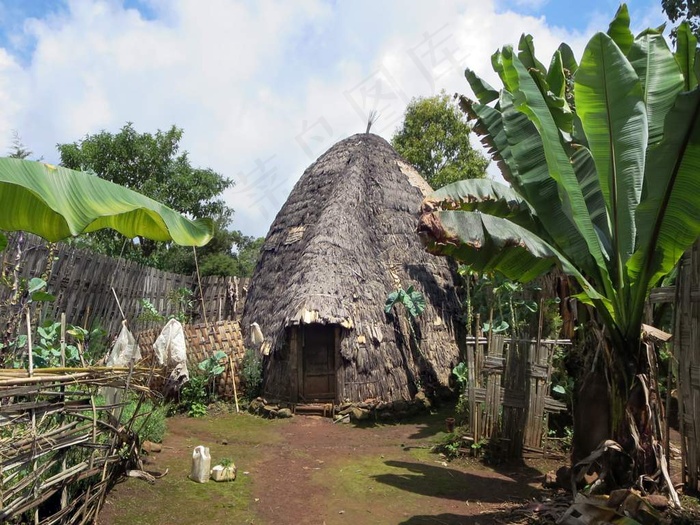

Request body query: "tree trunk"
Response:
[571, 325, 676, 500]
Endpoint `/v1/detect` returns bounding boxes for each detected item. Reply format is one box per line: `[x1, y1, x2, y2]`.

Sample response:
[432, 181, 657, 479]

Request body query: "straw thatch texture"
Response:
[242, 133, 463, 403]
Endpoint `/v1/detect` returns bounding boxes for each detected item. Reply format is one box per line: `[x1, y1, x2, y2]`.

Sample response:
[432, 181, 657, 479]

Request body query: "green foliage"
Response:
[178, 373, 210, 417]
[160, 225, 264, 277]
[199, 350, 227, 377]
[662, 0, 700, 39]
[392, 90, 489, 189]
[187, 402, 208, 418]
[120, 397, 168, 443]
[167, 287, 195, 324]
[137, 288, 195, 325]
[384, 285, 426, 320]
[452, 362, 468, 388]
[137, 299, 166, 324]
[57, 122, 229, 267]
[459, 268, 541, 337]
[173, 350, 228, 416]
[420, 9, 700, 362]
[7, 131, 35, 160]
[241, 348, 263, 400]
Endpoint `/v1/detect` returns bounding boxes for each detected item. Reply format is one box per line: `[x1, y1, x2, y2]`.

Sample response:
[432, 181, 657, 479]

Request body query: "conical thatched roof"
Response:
[242, 133, 462, 403]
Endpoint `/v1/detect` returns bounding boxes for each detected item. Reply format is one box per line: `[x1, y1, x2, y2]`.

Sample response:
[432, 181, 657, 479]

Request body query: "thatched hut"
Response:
[242, 133, 462, 404]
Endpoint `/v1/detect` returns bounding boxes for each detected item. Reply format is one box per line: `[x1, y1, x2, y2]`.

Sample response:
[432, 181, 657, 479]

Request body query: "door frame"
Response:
[295, 324, 340, 403]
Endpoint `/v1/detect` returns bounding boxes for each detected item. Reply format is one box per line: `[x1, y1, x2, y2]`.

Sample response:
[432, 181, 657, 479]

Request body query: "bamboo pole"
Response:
[26, 311, 33, 378]
[229, 354, 240, 413]
[193, 247, 209, 327]
[60, 313, 68, 512]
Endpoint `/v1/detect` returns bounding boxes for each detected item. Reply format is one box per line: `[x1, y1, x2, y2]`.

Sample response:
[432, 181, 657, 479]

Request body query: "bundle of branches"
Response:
[0, 365, 160, 525]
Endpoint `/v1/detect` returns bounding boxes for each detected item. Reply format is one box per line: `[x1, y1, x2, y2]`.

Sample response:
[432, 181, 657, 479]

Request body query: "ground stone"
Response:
[350, 407, 369, 421]
[277, 408, 293, 418]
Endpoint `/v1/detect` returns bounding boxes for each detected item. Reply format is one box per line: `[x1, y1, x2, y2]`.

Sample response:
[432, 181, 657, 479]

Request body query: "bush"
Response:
[178, 372, 217, 417]
[241, 348, 262, 400]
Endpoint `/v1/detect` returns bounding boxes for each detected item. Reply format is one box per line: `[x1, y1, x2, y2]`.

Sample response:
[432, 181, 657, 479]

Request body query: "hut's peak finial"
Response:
[366, 110, 379, 134]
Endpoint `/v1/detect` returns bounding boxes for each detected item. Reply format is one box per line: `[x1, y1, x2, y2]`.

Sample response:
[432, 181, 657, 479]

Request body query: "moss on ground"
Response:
[102, 411, 284, 525]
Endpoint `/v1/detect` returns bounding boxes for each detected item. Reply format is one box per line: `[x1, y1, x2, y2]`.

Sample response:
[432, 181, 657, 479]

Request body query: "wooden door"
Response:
[301, 325, 336, 401]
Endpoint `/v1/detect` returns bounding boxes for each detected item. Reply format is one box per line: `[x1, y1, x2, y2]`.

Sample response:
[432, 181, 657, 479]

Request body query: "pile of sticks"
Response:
[0, 366, 157, 525]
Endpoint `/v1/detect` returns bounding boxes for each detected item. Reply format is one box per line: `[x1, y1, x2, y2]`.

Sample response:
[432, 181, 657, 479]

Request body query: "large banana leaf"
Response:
[0, 158, 214, 245]
[628, 30, 684, 145]
[418, 209, 609, 310]
[423, 179, 539, 231]
[606, 4, 633, 55]
[627, 88, 700, 329]
[675, 23, 698, 91]
[506, 49, 612, 289]
[575, 32, 646, 273]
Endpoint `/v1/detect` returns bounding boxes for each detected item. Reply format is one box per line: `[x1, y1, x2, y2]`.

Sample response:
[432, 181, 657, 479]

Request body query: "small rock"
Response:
[277, 408, 293, 418]
[221, 439, 228, 445]
[338, 510, 345, 514]
[350, 407, 369, 421]
[142, 441, 162, 454]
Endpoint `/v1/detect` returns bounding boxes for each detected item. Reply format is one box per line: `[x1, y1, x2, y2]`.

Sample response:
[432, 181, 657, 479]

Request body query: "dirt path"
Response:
[99, 408, 555, 525]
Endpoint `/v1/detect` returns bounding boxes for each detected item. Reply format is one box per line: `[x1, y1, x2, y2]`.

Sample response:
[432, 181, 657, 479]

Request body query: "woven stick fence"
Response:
[462, 334, 569, 457]
[0, 366, 158, 525]
[675, 239, 700, 490]
[137, 320, 247, 399]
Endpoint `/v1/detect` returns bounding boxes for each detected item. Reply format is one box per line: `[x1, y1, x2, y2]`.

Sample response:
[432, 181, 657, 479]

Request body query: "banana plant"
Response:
[419, 5, 699, 478]
[0, 158, 214, 248]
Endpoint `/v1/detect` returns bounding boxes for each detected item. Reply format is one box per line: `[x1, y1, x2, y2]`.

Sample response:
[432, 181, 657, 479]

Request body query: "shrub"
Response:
[241, 348, 262, 400]
[178, 373, 209, 416]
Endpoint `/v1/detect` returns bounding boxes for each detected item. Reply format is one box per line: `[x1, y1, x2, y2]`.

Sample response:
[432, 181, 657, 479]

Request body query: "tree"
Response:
[419, 7, 699, 491]
[7, 131, 34, 160]
[391, 91, 488, 188]
[57, 123, 233, 266]
[662, 0, 700, 38]
[159, 225, 264, 277]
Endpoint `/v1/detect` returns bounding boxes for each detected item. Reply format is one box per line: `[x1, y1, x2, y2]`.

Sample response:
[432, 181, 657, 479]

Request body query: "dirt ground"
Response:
[98, 407, 561, 525]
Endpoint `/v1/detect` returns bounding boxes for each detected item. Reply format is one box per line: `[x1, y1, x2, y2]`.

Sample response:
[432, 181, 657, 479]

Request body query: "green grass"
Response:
[105, 412, 280, 525]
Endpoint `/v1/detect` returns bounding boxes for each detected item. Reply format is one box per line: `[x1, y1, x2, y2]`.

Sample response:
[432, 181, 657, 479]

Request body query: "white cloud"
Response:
[0, 0, 644, 238]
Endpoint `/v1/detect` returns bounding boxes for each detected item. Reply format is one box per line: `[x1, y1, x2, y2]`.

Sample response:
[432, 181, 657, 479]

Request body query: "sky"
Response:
[0, 0, 670, 239]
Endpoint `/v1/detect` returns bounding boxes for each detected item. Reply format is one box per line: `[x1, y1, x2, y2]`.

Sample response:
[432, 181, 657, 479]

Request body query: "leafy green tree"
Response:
[392, 91, 488, 188]
[160, 225, 264, 277]
[57, 123, 232, 265]
[419, 7, 699, 486]
[662, 0, 700, 38]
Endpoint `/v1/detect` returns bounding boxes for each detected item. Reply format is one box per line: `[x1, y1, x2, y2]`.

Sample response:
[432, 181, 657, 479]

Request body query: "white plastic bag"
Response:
[104, 321, 141, 409]
[106, 321, 141, 367]
[153, 319, 189, 393]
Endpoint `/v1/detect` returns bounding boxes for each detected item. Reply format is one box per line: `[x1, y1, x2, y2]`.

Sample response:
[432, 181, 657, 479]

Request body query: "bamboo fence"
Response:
[0, 233, 249, 337]
[675, 239, 700, 490]
[0, 366, 157, 525]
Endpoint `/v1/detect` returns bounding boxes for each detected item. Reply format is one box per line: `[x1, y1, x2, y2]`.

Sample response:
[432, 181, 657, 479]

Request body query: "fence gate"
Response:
[463, 334, 568, 457]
